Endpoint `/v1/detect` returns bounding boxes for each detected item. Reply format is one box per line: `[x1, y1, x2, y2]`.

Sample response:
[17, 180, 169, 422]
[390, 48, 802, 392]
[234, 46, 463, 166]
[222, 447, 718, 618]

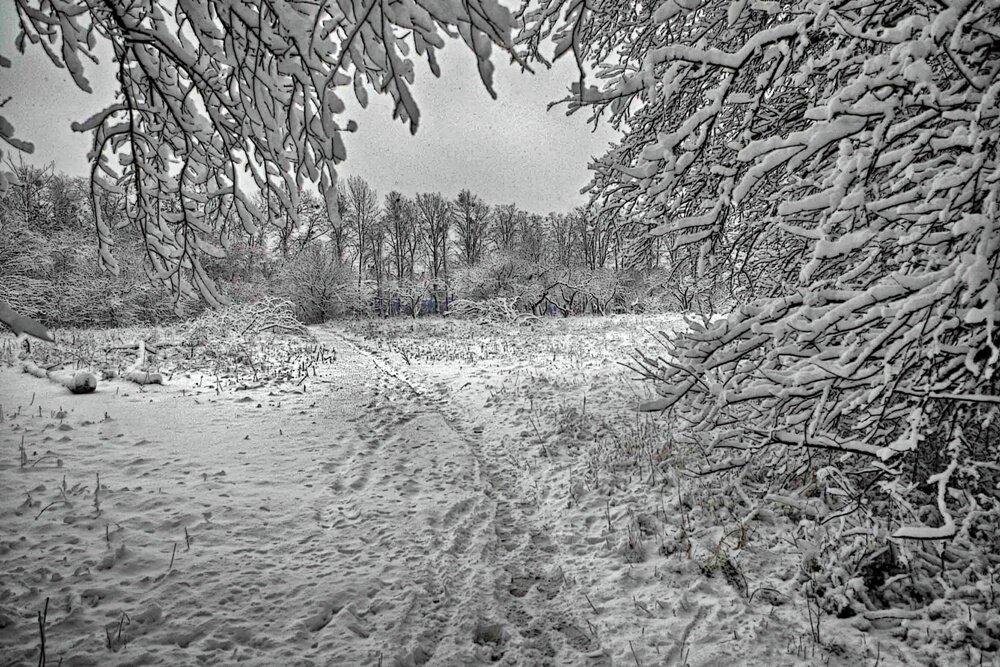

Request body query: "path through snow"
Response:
[1, 326, 596, 665]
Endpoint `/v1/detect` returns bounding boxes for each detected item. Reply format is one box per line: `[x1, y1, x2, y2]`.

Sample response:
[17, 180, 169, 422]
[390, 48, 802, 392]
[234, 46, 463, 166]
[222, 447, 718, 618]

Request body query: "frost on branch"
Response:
[524, 0, 1000, 618]
[10, 0, 516, 305]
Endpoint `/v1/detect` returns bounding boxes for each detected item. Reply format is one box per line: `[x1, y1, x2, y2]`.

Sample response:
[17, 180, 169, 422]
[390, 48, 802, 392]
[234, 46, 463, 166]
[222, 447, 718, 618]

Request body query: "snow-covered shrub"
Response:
[182, 297, 307, 344]
[272, 245, 357, 323]
[448, 297, 526, 323]
[450, 253, 541, 309]
[0, 216, 186, 328]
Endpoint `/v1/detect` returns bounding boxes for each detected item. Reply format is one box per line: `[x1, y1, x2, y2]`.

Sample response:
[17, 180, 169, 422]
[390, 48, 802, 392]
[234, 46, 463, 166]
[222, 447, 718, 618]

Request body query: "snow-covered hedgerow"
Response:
[524, 0, 1000, 626]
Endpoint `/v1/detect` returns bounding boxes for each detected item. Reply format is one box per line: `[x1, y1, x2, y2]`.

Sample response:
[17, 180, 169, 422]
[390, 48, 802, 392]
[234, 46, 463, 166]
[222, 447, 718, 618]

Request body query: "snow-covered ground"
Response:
[0, 316, 980, 665]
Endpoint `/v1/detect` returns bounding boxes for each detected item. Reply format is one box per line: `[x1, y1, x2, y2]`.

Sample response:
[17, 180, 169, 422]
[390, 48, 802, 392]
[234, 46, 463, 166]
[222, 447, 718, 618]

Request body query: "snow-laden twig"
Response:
[893, 460, 959, 541]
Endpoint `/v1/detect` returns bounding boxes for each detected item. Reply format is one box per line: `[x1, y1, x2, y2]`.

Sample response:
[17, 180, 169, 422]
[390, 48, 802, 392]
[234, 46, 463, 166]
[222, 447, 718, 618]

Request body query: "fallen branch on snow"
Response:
[123, 340, 164, 385]
[22, 361, 97, 394]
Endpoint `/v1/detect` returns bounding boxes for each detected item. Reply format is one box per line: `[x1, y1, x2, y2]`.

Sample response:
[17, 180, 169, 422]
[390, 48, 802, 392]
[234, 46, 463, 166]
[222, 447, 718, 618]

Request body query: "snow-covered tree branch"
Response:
[8, 0, 516, 305]
[524, 0, 1000, 604]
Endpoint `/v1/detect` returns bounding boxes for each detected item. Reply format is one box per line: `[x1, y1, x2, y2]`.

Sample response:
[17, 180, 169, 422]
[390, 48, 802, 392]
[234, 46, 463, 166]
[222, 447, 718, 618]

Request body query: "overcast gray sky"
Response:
[0, 6, 619, 214]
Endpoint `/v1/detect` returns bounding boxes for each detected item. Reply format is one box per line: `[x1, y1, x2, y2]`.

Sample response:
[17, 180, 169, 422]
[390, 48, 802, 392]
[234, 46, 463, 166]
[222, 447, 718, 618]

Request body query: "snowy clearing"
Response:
[0, 316, 985, 666]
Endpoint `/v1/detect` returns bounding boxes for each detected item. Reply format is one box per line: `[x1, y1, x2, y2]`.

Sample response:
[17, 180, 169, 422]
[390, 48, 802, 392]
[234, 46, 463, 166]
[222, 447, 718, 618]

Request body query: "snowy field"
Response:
[0, 316, 987, 666]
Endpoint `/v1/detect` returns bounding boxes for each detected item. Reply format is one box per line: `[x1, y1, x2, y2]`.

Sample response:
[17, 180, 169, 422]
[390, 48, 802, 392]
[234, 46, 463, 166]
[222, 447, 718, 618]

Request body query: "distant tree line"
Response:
[0, 158, 729, 327]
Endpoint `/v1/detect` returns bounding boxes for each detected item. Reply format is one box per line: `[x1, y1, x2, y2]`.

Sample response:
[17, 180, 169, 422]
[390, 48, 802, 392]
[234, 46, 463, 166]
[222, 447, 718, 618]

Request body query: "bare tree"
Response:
[546, 211, 580, 267]
[384, 192, 420, 281]
[452, 189, 491, 267]
[415, 192, 451, 313]
[344, 176, 381, 291]
[574, 207, 613, 270]
[292, 190, 330, 254]
[327, 182, 352, 264]
[491, 203, 523, 254]
[519, 213, 548, 266]
[259, 186, 325, 258]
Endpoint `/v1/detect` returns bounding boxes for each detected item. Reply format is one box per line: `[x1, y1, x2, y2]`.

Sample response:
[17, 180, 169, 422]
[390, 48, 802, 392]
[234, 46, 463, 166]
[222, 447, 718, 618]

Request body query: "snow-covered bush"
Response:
[448, 297, 526, 323]
[272, 245, 357, 323]
[0, 213, 187, 327]
[182, 297, 307, 344]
